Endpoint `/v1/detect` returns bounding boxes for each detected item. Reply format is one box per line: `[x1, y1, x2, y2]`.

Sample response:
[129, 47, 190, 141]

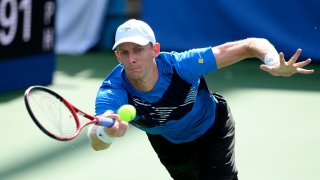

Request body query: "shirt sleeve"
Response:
[173, 47, 217, 84]
[95, 66, 128, 115]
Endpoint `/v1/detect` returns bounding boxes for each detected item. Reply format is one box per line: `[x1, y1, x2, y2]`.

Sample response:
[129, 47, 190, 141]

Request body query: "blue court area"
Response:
[0, 52, 319, 180]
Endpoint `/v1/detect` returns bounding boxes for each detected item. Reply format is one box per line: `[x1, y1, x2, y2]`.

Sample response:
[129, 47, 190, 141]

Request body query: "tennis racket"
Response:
[24, 85, 115, 141]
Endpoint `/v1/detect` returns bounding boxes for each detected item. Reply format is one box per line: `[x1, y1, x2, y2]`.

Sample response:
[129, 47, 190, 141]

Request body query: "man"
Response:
[87, 19, 314, 180]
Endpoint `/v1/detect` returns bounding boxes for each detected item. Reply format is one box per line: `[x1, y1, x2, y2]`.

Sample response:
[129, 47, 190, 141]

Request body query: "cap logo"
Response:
[124, 26, 131, 31]
[112, 19, 156, 50]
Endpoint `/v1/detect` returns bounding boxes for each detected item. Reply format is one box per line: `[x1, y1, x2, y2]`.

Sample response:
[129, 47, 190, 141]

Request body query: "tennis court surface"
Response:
[0, 52, 319, 180]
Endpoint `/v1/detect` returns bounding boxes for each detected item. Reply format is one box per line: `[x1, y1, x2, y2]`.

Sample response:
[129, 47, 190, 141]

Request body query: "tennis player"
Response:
[87, 19, 314, 180]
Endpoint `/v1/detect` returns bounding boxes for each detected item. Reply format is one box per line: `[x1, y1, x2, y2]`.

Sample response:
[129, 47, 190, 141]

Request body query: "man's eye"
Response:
[134, 48, 143, 53]
[119, 51, 128, 56]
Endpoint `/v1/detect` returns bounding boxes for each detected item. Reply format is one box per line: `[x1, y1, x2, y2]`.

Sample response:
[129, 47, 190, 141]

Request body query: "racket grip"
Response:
[96, 117, 115, 127]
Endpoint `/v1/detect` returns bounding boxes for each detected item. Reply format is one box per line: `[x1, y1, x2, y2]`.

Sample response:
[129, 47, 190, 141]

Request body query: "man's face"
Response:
[115, 42, 159, 81]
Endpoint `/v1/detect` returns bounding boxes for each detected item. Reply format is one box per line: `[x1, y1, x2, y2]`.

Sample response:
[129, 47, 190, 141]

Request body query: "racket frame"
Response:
[24, 86, 112, 141]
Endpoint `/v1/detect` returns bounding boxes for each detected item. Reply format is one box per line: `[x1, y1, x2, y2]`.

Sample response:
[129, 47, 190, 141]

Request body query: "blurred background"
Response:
[0, 0, 319, 179]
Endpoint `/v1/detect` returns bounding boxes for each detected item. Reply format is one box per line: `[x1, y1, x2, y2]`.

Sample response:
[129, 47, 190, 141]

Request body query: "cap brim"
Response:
[112, 36, 150, 50]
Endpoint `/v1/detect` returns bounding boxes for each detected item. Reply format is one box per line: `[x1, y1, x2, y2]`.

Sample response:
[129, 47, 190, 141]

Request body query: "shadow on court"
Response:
[0, 138, 88, 179]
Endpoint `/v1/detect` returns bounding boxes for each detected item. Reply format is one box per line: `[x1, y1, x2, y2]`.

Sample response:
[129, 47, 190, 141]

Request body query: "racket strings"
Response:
[28, 90, 78, 138]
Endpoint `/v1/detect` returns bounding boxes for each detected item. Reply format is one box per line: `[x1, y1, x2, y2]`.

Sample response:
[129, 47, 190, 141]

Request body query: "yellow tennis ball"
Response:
[117, 104, 136, 122]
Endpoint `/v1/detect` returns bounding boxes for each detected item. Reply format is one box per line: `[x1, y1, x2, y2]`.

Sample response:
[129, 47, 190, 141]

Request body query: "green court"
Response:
[0, 52, 319, 180]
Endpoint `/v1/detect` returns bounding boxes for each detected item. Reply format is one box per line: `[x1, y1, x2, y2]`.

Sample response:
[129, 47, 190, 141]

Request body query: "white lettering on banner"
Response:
[0, 0, 32, 46]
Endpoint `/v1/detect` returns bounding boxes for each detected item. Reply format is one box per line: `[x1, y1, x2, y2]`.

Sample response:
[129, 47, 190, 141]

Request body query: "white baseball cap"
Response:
[112, 19, 156, 50]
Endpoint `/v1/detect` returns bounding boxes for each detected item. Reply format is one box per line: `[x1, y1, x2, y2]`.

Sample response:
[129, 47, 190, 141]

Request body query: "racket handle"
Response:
[96, 117, 115, 127]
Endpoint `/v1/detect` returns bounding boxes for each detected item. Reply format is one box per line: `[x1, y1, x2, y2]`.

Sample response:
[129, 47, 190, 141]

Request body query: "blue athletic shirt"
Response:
[95, 47, 218, 143]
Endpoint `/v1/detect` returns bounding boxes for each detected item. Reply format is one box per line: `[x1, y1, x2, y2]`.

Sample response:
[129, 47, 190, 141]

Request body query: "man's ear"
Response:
[153, 43, 160, 57]
[114, 51, 122, 63]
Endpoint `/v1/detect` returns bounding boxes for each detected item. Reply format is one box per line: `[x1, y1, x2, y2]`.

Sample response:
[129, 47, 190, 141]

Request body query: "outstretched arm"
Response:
[212, 38, 314, 76]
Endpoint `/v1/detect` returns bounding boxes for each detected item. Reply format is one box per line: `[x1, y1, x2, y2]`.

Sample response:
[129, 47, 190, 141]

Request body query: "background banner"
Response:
[142, 0, 320, 61]
[0, 0, 55, 92]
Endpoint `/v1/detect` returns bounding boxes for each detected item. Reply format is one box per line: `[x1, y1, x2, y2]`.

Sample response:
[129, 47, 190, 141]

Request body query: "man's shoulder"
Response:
[101, 64, 124, 87]
[158, 51, 179, 65]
